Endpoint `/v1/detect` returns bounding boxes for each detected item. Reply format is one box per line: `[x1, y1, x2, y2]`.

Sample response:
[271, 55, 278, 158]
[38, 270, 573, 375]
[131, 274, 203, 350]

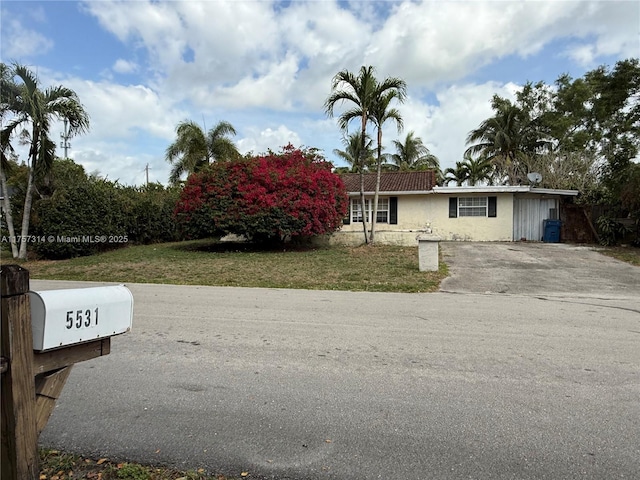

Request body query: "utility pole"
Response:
[60, 119, 71, 158]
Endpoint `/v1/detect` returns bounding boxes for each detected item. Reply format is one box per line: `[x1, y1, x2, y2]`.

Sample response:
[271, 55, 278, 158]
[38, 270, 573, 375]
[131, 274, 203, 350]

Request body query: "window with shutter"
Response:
[488, 196, 497, 217]
[449, 197, 458, 218]
[390, 197, 398, 224]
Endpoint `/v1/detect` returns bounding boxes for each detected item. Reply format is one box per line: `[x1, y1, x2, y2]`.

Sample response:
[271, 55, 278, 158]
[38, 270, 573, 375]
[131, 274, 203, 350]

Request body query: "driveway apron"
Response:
[439, 242, 640, 298]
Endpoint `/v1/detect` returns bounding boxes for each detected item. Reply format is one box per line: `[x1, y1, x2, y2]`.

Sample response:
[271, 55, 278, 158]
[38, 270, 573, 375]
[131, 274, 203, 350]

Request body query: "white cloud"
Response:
[560, 1, 640, 67]
[29, 6, 47, 23]
[58, 78, 182, 141]
[112, 59, 138, 74]
[211, 53, 300, 110]
[237, 125, 302, 156]
[6, 0, 637, 185]
[427, 82, 520, 172]
[72, 145, 168, 186]
[365, 1, 635, 86]
[2, 19, 53, 58]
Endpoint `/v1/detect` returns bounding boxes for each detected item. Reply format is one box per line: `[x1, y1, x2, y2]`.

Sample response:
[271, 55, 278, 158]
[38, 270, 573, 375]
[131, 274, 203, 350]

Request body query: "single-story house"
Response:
[333, 171, 579, 246]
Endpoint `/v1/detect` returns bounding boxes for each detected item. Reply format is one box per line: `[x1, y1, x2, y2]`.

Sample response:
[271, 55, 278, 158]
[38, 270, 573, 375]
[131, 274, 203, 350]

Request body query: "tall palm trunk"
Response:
[0, 165, 18, 257]
[359, 115, 368, 244]
[18, 129, 38, 259]
[369, 127, 383, 244]
[18, 165, 35, 259]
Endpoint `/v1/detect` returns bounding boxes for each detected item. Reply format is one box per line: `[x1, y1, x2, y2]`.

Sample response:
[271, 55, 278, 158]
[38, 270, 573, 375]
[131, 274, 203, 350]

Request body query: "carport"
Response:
[512, 191, 576, 241]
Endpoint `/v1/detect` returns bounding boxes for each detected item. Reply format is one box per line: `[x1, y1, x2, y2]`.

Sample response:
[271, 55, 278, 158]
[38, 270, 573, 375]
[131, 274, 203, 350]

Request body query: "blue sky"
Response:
[1, 0, 638, 185]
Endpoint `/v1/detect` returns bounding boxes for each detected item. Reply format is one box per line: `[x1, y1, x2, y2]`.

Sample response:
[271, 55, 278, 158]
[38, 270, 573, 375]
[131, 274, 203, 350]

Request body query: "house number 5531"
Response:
[66, 308, 99, 329]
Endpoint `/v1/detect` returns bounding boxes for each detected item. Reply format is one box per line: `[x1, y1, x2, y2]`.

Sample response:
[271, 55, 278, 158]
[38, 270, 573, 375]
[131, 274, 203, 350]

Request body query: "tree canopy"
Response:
[465, 59, 639, 194]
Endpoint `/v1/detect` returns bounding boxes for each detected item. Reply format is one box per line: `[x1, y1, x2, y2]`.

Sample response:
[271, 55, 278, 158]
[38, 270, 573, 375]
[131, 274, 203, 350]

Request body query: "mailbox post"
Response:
[0, 265, 133, 480]
[416, 233, 441, 272]
[1, 265, 39, 480]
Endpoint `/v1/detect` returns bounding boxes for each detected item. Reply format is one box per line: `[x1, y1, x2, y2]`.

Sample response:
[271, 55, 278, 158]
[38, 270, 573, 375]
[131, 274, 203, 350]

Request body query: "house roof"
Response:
[432, 186, 579, 196]
[340, 171, 436, 195]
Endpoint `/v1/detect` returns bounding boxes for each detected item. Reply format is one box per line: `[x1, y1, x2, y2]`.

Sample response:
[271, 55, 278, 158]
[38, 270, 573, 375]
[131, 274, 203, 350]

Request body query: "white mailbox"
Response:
[29, 285, 133, 351]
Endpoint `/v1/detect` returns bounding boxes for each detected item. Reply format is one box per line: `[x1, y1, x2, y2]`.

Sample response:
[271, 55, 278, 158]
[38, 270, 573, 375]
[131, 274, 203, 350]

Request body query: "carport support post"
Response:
[417, 235, 440, 272]
[1, 265, 39, 480]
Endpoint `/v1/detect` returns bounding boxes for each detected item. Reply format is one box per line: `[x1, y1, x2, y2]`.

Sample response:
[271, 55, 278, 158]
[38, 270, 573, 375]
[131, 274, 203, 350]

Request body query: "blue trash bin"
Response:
[543, 219, 561, 243]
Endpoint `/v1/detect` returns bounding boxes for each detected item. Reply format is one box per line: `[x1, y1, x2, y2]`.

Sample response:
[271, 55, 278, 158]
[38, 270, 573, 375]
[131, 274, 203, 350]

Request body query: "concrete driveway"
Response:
[439, 242, 640, 298]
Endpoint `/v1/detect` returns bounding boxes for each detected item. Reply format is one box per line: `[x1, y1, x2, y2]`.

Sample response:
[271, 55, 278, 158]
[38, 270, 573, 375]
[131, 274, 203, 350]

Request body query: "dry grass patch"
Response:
[19, 240, 447, 293]
[598, 245, 640, 266]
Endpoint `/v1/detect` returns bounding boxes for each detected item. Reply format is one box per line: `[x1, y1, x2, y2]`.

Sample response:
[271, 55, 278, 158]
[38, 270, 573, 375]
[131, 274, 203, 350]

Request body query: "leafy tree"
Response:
[621, 163, 640, 214]
[0, 63, 89, 258]
[555, 59, 640, 201]
[390, 131, 441, 178]
[174, 145, 348, 245]
[165, 119, 239, 184]
[474, 59, 639, 190]
[521, 150, 600, 192]
[333, 132, 374, 173]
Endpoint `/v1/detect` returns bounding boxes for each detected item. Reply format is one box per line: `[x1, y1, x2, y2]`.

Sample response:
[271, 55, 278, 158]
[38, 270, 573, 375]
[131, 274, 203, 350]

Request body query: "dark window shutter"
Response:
[488, 196, 497, 217]
[343, 200, 351, 225]
[390, 197, 398, 224]
[449, 197, 458, 218]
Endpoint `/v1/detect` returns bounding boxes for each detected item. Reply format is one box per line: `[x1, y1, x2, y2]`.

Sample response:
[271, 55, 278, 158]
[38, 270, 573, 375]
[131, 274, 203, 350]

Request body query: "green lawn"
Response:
[13, 239, 447, 293]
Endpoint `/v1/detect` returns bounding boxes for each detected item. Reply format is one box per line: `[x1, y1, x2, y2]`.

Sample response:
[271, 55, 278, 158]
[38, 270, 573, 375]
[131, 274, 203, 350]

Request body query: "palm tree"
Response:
[390, 130, 441, 180]
[443, 162, 469, 186]
[1, 63, 90, 258]
[333, 132, 374, 173]
[462, 153, 494, 186]
[325, 66, 380, 243]
[165, 119, 239, 184]
[0, 63, 21, 257]
[369, 86, 406, 243]
[325, 66, 406, 244]
[465, 99, 551, 185]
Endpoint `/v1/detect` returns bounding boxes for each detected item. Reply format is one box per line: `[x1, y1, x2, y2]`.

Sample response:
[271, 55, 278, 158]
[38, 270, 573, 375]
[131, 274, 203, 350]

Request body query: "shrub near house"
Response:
[174, 145, 348, 244]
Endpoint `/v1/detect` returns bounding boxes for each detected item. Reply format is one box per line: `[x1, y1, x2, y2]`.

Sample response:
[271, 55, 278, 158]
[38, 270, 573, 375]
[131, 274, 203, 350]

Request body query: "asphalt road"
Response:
[35, 272, 640, 479]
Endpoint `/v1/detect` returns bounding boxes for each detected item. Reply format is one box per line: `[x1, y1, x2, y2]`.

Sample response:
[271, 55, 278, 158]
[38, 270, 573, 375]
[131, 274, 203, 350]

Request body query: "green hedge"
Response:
[25, 159, 181, 259]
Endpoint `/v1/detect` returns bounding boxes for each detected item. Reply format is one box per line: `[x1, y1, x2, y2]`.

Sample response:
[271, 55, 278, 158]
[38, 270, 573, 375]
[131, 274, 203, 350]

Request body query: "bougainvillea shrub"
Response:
[174, 145, 348, 244]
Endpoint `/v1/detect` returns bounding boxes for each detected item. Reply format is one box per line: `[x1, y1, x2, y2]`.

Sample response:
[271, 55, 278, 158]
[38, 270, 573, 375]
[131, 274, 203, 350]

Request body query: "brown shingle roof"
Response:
[339, 171, 436, 193]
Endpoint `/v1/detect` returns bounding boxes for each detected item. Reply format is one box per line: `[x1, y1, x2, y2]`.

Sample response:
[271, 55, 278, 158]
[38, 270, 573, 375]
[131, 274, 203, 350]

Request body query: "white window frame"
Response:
[351, 197, 390, 223]
[458, 197, 488, 217]
[376, 198, 389, 223]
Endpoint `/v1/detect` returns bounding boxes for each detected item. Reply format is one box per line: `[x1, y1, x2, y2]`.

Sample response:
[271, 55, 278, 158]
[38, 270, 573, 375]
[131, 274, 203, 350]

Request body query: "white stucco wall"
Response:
[335, 193, 515, 244]
[428, 194, 514, 242]
[339, 195, 432, 233]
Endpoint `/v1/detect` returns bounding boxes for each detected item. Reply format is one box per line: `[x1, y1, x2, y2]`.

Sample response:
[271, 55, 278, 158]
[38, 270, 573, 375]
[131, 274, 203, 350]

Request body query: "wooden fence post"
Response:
[1, 264, 39, 480]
